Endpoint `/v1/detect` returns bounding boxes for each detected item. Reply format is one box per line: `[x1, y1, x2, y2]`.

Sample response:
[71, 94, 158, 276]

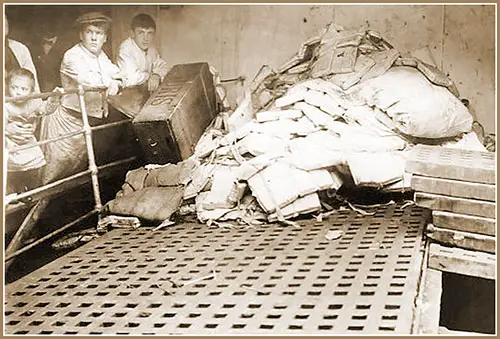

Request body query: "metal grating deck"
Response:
[5, 204, 430, 335]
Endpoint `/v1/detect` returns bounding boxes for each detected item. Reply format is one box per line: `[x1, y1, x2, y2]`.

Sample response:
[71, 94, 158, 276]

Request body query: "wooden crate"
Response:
[411, 175, 495, 202]
[406, 145, 495, 184]
[415, 192, 496, 219]
[133, 62, 217, 164]
[432, 210, 495, 236]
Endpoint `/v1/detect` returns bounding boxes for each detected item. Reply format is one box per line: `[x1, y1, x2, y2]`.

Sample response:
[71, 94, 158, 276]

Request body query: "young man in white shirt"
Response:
[40, 11, 123, 184]
[117, 13, 168, 92]
[59, 12, 122, 119]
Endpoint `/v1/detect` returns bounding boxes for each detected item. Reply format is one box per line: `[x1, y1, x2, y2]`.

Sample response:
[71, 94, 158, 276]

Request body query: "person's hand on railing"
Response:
[148, 73, 161, 92]
[107, 80, 122, 97]
[5, 121, 35, 144]
[43, 87, 65, 115]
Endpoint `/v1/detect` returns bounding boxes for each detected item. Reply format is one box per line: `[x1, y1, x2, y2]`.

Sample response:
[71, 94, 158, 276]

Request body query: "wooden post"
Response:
[413, 241, 442, 334]
[418, 268, 443, 334]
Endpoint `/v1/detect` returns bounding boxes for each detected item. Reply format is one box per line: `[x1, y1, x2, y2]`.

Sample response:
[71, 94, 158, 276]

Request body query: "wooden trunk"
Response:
[133, 62, 217, 164]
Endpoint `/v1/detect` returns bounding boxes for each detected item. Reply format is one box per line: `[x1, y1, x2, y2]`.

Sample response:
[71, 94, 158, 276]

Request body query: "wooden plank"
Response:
[428, 243, 495, 280]
[432, 210, 496, 236]
[426, 224, 495, 254]
[415, 192, 496, 219]
[411, 175, 496, 202]
[417, 268, 442, 334]
[406, 145, 495, 184]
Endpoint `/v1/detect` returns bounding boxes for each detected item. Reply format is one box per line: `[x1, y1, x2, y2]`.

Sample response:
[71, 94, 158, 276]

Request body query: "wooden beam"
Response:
[426, 224, 495, 254]
[432, 210, 496, 236]
[428, 243, 495, 280]
[415, 192, 496, 219]
[417, 268, 442, 334]
[410, 175, 495, 202]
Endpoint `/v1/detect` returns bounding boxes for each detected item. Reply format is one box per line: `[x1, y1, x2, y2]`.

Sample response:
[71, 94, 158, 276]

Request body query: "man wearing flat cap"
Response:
[60, 11, 122, 117]
[40, 11, 124, 184]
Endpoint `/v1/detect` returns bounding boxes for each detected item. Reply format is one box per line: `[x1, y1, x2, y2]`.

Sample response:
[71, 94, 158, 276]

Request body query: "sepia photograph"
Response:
[3, 3, 496, 335]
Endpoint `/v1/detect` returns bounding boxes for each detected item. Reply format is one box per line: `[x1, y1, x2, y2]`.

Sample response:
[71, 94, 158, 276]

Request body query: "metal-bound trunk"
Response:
[133, 62, 217, 164]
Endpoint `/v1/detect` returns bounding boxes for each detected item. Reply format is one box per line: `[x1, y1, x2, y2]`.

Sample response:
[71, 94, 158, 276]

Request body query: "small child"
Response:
[5, 67, 60, 193]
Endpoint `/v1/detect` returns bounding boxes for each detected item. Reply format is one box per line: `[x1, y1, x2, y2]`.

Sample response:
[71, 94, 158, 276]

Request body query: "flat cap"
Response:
[76, 12, 112, 26]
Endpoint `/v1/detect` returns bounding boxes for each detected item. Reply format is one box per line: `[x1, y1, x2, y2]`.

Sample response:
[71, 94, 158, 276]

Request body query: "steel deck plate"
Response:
[5, 204, 429, 335]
